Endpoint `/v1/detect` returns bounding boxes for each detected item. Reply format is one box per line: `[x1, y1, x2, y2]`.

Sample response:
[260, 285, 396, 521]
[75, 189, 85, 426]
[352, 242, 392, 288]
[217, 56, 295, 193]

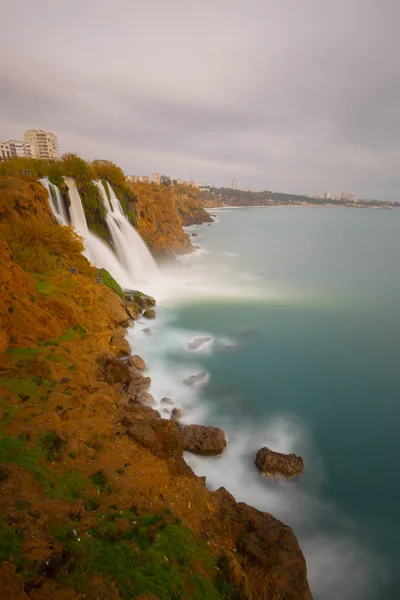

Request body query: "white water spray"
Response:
[93, 180, 158, 287]
[39, 177, 69, 226]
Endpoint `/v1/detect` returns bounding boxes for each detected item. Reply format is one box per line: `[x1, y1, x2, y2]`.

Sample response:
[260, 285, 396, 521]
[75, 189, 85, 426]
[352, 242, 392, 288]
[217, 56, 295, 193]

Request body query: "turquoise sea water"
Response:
[132, 206, 400, 599]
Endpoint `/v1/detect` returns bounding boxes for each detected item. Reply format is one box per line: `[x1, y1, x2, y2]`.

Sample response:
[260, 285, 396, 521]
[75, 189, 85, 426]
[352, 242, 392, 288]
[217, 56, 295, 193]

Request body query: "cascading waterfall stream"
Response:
[62, 177, 133, 288]
[93, 180, 158, 286]
[39, 177, 69, 226]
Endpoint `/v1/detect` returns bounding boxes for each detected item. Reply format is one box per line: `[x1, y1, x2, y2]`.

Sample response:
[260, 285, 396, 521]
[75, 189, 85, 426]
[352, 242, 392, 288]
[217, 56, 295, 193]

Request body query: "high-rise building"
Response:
[24, 129, 59, 160]
[232, 178, 237, 190]
[152, 172, 161, 184]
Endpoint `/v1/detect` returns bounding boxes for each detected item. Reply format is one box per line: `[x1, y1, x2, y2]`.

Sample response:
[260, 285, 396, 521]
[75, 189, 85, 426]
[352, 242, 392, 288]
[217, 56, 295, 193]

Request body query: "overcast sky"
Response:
[1, 0, 400, 199]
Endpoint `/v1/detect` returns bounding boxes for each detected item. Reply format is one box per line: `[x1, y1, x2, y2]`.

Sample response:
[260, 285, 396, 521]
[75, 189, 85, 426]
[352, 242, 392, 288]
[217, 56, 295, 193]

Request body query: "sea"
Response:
[127, 205, 400, 600]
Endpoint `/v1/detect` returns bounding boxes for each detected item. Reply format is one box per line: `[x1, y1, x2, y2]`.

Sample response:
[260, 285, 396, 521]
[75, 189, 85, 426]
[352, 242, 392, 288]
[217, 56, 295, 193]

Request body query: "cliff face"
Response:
[0, 176, 312, 600]
[125, 182, 191, 255]
[172, 185, 213, 226]
[126, 182, 212, 254]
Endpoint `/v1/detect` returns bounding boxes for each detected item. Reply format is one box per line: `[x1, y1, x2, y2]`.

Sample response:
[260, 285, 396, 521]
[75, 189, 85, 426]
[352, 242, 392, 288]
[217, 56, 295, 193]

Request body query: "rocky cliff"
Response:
[126, 182, 212, 254]
[0, 175, 312, 599]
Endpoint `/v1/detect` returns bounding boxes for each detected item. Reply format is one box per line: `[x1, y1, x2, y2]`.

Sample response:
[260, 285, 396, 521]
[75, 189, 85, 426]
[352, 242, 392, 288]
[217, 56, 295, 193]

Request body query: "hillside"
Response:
[201, 187, 318, 207]
[0, 173, 311, 599]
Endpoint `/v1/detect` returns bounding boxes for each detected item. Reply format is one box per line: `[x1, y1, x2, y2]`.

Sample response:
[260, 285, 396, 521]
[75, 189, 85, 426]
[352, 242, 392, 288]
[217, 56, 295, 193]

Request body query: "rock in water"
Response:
[183, 372, 208, 386]
[128, 354, 147, 371]
[182, 424, 227, 456]
[187, 337, 212, 350]
[255, 447, 304, 478]
[171, 407, 183, 420]
[144, 308, 156, 319]
[161, 397, 173, 405]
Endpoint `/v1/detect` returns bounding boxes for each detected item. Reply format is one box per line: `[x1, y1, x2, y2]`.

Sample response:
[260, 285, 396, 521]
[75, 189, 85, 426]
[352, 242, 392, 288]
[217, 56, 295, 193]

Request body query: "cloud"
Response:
[1, 0, 400, 199]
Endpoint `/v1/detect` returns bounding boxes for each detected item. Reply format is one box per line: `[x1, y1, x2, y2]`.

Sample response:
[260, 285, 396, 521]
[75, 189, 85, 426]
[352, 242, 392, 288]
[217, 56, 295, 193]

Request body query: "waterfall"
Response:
[63, 176, 88, 234]
[39, 177, 69, 226]
[41, 175, 159, 290]
[93, 180, 158, 285]
[62, 177, 134, 288]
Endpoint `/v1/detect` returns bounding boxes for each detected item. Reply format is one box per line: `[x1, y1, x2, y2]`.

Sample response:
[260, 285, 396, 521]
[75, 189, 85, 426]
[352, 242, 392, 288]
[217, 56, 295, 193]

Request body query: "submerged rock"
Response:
[183, 372, 208, 386]
[182, 424, 227, 456]
[187, 337, 212, 350]
[255, 447, 304, 478]
[128, 354, 147, 371]
[144, 308, 156, 319]
[224, 344, 241, 351]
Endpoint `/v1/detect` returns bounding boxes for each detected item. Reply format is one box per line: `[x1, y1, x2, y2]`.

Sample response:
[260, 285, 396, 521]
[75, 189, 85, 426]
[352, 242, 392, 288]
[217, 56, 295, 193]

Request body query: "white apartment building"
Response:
[0, 140, 36, 160]
[152, 172, 161, 184]
[8, 140, 36, 158]
[0, 142, 11, 161]
[24, 129, 59, 160]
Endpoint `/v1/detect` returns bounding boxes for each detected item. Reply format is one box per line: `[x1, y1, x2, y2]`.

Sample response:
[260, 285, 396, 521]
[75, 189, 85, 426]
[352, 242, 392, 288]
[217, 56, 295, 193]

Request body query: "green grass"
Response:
[52, 510, 222, 599]
[0, 377, 40, 400]
[59, 325, 86, 341]
[4, 347, 40, 361]
[0, 519, 23, 565]
[0, 433, 87, 503]
[31, 273, 55, 296]
[99, 269, 123, 298]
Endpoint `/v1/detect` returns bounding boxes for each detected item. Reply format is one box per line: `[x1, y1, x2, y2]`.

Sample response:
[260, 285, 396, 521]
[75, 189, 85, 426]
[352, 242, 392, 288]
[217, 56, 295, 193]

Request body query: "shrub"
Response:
[5, 220, 84, 273]
[93, 160, 126, 187]
[61, 153, 96, 184]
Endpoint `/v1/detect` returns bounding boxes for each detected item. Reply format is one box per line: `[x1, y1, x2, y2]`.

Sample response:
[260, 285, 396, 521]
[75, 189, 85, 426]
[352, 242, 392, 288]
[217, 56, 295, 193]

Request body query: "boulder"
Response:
[191, 232, 198, 237]
[125, 301, 142, 320]
[187, 337, 212, 350]
[143, 308, 156, 319]
[110, 333, 131, 358]
[171, 407, 183, 421]
[183, 372, 208, 386]
[103, 355, 131, 386]
[255, 447, 304, 478]
[127, 292, 156, 309]
[182, 424, 227, 456]
[161, 397, 173, 405]
[127, 374, 151, 398]
[137, 392, 155, 405]
[127, 354, 147, 371]
[128, 418, 183, 458]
